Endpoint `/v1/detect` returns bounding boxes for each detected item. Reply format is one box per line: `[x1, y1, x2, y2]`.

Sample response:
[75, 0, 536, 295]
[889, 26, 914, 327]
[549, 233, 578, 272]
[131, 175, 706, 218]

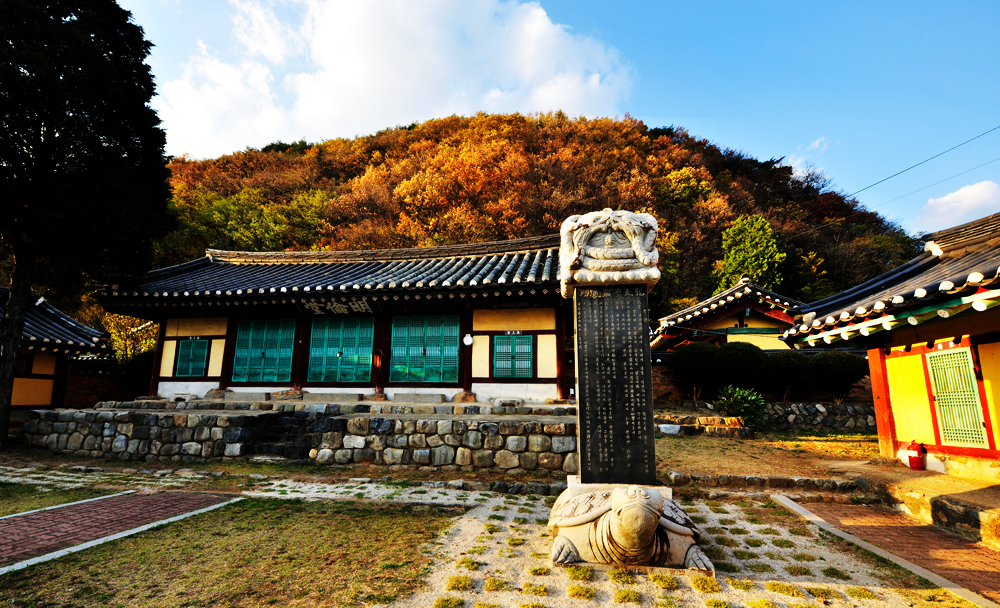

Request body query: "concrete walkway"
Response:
[807, 503, 1000, 605]
[0, 491, 233, 569]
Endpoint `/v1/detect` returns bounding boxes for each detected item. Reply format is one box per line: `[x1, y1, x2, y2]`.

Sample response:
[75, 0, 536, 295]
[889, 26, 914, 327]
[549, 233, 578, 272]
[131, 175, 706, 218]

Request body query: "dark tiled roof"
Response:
[101, 235, 562, 306]
[655, 277, 802, 334]
[0, 289, 107, 354]
[785, 213, 1000, 346]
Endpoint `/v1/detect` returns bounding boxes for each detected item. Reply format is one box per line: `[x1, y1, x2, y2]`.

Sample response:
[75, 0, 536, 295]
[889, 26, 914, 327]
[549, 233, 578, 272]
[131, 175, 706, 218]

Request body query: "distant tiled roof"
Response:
[655, 277, 802, 334]
[0, 289, 107, 354]
[785, 212, 1000, 346]
[100, 235, 562, 308]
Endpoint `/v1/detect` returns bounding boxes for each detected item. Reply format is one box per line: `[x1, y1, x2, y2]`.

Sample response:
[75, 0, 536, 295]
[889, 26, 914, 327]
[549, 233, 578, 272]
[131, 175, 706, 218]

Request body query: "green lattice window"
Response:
[389, 316, 459, 383]
[175, 339, 209, 377]
[308, 318, 374, 382]
[494, 335, 533, 377]
[926, 348, 988, 447]
[231, 320, 296, 382]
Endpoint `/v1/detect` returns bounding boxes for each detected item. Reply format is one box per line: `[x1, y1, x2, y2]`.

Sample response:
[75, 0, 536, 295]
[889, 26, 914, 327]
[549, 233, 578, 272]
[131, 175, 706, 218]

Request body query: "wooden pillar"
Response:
[555, 303, 567, 399]
[148, 321, 167, 397]
[218, 317, 239, 390]
[374, 312, 392, 394]
[868, 346, 898, 458]
[291, 314, 309, 391]
[461, 308, 473, 394]
[51, 353, 68, 407]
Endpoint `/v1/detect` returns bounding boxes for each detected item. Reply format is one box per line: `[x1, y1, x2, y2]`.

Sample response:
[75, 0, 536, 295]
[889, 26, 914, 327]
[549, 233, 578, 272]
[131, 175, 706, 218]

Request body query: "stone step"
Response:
[303, 392, 361, 402]
[391, 393, 445, 403]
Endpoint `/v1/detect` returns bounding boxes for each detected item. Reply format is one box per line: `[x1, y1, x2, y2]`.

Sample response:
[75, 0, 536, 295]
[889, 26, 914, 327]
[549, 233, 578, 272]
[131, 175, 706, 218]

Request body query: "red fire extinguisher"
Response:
[904, 441, 926, 470]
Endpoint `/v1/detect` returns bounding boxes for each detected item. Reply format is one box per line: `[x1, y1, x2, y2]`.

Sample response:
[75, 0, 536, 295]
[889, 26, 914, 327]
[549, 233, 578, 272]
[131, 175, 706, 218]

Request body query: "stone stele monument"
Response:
[547, 208, 712, 571]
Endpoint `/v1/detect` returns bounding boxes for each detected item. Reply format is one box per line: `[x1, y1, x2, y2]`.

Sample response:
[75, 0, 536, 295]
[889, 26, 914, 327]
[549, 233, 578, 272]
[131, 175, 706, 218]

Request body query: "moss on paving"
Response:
[0, 498, 461, 607]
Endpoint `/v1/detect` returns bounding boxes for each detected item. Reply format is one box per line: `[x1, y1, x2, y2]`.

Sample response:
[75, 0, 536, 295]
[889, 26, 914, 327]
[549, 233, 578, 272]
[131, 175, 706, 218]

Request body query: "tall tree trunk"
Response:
[0, 262, 34, 450]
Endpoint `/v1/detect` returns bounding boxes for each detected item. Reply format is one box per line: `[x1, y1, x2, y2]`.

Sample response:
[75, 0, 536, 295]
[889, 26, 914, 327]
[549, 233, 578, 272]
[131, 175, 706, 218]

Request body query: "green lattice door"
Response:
[925, 348, 988, 447]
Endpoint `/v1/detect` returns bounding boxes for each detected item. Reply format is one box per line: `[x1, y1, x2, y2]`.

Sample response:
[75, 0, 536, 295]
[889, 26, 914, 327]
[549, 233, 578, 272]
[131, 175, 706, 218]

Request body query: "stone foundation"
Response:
[668, 401, 877, 432]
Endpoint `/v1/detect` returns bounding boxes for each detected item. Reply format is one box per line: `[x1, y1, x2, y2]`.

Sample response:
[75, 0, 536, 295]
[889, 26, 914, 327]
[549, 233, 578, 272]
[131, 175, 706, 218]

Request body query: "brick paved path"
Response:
[807, 503, 1000, 604]
[0, 492, 232, 568]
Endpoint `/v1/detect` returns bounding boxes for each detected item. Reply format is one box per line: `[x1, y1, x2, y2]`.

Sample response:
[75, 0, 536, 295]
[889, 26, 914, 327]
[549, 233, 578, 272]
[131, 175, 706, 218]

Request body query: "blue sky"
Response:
[120, 0, 1000, 235]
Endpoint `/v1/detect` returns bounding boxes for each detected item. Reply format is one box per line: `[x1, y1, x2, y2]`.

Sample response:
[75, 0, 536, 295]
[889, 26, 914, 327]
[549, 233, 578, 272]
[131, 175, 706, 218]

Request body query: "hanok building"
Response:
[3, 289, 108, 421]
[97, 236, 573, 404]
[783, 212, 1000, 482]
[651, 277, 801, 351]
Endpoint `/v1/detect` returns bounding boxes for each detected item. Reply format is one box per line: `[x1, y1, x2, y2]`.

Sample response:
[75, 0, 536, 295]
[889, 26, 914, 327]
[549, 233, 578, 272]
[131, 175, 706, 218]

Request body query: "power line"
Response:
[787, 153, 1000, 241]
[845, 123, 1000, 198]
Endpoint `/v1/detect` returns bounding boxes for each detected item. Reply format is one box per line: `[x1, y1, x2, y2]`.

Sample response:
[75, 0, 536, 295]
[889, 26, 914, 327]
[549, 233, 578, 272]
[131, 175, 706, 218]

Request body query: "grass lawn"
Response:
[655, 429, 880, 478]
[0, 481, 112, 518]
[0, 498, 463, 607]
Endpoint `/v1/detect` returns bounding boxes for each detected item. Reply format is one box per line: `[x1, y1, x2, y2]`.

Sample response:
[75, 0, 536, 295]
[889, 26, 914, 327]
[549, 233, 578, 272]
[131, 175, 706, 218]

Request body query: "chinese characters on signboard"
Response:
[302, 300, 374, 315]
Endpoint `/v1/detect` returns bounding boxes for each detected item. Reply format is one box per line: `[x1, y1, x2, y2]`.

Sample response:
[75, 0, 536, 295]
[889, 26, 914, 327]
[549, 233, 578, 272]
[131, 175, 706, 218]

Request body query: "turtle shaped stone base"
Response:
[547, 485, 714, 570]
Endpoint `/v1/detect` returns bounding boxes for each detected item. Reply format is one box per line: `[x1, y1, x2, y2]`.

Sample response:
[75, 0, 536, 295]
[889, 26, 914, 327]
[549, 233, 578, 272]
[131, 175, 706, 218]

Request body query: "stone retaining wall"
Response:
[93, 400, 575, 417]
[669, 401, 878, 432]
[21, 408, 579, 474]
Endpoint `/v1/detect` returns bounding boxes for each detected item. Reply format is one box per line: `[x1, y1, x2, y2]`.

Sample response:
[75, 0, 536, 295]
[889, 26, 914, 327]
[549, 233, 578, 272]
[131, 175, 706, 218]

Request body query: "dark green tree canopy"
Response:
[0, 0, 173, 446]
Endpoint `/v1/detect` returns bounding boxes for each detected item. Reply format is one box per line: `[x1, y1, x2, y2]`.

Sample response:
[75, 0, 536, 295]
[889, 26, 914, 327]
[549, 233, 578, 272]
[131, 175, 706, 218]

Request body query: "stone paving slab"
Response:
[806, 503, 1000, 604]
[0, 491, 232, 568]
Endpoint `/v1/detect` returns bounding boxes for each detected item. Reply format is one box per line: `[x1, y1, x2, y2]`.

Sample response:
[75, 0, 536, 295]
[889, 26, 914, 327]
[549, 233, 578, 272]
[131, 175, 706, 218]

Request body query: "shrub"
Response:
[667, 342, 722, 399]
[718, 342, 768, 391]
[765, 350, 812, 401]
[567, 585, 595, 599]
[715, 385, 767, 428]
[810, 351, 869, 399]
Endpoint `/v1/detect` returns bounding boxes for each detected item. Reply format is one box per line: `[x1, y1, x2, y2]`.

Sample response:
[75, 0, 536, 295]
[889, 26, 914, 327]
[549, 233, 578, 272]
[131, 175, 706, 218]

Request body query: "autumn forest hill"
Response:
[155, 113, 920, 320]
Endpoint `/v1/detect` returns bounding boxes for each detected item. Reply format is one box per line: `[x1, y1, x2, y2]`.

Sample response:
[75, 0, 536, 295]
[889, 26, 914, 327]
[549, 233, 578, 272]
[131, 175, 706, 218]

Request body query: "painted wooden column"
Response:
[148, 321, 167, 397]
[867, 346, 898, 458]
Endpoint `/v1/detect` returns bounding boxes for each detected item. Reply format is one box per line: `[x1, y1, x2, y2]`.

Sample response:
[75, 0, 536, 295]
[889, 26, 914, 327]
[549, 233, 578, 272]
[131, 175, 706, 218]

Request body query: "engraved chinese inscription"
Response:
[574, 285, 656, 485]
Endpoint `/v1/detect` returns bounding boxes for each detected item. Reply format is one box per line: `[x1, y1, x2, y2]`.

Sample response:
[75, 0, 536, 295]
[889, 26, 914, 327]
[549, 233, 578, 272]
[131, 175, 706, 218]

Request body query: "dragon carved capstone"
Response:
[547, 485, 713, 570]
[559, 208, 661, 298]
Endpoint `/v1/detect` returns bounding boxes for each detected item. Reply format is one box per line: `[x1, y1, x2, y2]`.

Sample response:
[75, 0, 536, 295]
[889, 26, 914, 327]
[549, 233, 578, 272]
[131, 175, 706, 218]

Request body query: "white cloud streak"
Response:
[913, 180, 1000, 234]
[155, 0, 632, 158]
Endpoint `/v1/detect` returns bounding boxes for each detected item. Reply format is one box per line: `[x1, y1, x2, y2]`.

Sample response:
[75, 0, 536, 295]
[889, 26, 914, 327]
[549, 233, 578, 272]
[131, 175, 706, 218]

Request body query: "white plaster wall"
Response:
[227, 386, 292, 393]
[157, 381, 221, 400]
[302, 387, 374, 394]
[471, 383, 558, 403]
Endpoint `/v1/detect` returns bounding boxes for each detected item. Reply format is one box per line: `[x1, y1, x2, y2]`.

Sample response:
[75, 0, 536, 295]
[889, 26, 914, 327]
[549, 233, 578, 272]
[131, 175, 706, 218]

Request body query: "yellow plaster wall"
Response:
[31, 352, 57, 375]
[728, 334, 789, 350]
[473, 309, 555, 331]
[974, 341, 1000, 449]
[472, 335, 490, 377]
[208, 339, 226, 377]
[165, 317, 229, 337]
[537, 335, 558, 378]
[12, 378, 53, 406]
[703, 313, 786, 330]
[159, 341, 176, 378]
[885, 354, 935, 444]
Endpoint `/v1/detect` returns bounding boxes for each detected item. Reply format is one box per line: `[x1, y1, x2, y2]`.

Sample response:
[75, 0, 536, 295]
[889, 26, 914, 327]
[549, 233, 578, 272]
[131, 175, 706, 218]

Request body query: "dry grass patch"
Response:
[715, 563, 740, 573]
[747, 563, 775, 573]
[747, 601, 779, 608]
[806, 587, 840, 599]
[507, 537, 527, 546]
[786, 565, 811, 576]
[821, 566, 851, 580]
[714, 537, 739, 547]
[691, 576, 721, 593]
[518, 604, 548, 608]
[522, 582, 548, 596]
[732, 550, 758, 560]
[766, 582, 804, 597]
[566, 565, 593, 581]
[435, 597, 465, 608]
[0, 481, 111, 517]
[744, 538, 765, 548]
[772, 539, 795, 548]
[567, 585, 595, 599]
[446, 575, 473, 591]
[472, 603, 500, 608]
[0, 498, 460, 607]
[704, 600, 729, 608]
[726, 578, 755, 591]
[529, 566, 549, 576]
[650, 573, 678, 590]
[846, 586, 880, 600]
[792, 553, 817, 561]
[615, 589, 642, 604]
[609, 568, 635, 585]
[457, 557, 485, 571]
[484, 578, 509, 592]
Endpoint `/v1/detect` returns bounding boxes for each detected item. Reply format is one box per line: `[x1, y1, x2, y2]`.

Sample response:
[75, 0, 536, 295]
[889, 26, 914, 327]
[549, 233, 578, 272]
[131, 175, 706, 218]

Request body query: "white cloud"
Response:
[806, 136, 828, 152]
[913, 181, 1000, 234]
[156, 0, 632, 158]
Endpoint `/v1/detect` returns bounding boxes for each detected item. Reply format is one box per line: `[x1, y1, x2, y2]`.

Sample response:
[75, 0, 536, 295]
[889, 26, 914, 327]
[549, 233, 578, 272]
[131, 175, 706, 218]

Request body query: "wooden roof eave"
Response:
[786, 287, 1000, 347]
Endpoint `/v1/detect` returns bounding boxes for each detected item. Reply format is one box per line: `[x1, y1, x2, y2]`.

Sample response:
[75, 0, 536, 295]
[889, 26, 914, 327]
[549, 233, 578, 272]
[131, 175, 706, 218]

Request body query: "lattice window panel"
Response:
[231, 319, 296, 383]
[926, 348, 988, 447]
[175, 339, 209, 377]
[389, 316, 460, 383]
[307, 318, 374, 383]
[494, 335, 533, 378]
